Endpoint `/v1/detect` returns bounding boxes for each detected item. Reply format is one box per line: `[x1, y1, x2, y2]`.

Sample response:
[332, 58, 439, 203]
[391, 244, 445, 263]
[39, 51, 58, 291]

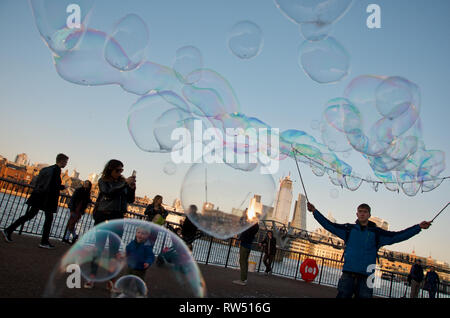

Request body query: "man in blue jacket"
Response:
[307, 202, 431, 298]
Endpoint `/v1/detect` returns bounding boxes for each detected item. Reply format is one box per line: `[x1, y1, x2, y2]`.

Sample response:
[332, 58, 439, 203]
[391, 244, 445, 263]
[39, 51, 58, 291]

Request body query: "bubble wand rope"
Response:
[430, 202, 449, 222]
[291, 146, 310, 203]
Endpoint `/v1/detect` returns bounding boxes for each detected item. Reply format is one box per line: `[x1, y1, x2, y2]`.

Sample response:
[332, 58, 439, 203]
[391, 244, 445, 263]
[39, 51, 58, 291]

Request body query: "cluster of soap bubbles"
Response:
[30, 1, 446, 245]
[274, 0, 353, 83]
[317, 75, 446, 196]
[44, 219, 206, 297]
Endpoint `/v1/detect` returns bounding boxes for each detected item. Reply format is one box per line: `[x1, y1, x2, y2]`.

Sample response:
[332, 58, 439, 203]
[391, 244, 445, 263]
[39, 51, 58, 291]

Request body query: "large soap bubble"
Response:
[30, 0, 96, 56]
[173, 46, 203, 84]
[227, 21, 264, 59]
[274, 0, 353, 25]
[104, 14, 150, 71]
[298, 37, 350, 84]
[128, 91, 193, 153]
[44, 219, 206, 297]
[180, 163, 276, 239]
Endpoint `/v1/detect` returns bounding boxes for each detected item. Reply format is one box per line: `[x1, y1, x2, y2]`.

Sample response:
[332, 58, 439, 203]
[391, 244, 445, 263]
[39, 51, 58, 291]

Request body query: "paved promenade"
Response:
[0, 233, 338, 298]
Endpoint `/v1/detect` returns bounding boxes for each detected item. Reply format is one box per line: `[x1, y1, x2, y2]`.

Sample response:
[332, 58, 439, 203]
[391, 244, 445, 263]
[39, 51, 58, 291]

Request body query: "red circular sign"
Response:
[300, 259, 319, 282]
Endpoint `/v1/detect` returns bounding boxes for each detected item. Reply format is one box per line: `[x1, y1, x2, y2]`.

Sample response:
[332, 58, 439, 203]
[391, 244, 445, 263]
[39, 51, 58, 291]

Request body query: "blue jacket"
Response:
[126, 239, 155, 271]
[313, 209, 421, 275]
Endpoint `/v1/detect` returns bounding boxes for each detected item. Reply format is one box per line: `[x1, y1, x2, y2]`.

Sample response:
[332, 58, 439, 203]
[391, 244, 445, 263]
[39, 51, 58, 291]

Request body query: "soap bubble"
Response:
[111, 275, 148, 298]
[44, 219, 206, 297]
[182, 69, 241, 117]
[163, 161, 177, 175]
[128, 91, 192, 153]
[375, 76, 420, 119]
[180, 162, 276, 239]
[67, 228, 125, 283]
[274, 0, 354, 25]
[228, 21, 264, 59]
[299, 22, 332, 41]
[298, 37, 350, 84]
[105, 14, 149, 71]
[30, 0, 96, 56]
[173, 46, 203, 84]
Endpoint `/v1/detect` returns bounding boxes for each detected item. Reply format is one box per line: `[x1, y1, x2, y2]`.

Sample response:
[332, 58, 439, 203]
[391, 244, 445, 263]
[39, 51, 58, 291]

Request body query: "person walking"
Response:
[423, 266, 440, 298]
[307, 202, 431, 298]
[84, 159, 136, 290]
[259, 230, 277, 275]
[2, 153, 69, 249]
[233, 212, 259, 286]
[181, 205, 200, 251]
[409, 259, 425, 298]
[62, 180, 92, 244]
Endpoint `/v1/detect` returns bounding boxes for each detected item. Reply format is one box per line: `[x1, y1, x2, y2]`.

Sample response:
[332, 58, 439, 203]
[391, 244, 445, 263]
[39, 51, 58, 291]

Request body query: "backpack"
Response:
[340, 224, 381, 264]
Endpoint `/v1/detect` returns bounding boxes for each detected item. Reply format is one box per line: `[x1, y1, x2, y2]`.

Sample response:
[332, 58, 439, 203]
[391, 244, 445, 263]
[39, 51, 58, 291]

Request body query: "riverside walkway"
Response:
[0, 234, 338, 298]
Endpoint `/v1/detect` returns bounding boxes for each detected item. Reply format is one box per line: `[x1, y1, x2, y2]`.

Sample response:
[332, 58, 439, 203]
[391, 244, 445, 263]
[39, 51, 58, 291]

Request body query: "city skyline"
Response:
[0, 0, 449, 264]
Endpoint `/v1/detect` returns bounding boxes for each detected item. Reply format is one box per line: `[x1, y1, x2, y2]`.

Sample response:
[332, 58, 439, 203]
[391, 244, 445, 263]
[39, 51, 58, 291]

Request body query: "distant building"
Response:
[14, 153, 29, 166]
[291, 193, 307, 230]
[369, 216, 389, 230]
[272, 175, 293, 225]
[262, 205, 274, 220]
[173, 198, 183, 212]
[88, 172, 100, 183]
[71, 169, 80, 179]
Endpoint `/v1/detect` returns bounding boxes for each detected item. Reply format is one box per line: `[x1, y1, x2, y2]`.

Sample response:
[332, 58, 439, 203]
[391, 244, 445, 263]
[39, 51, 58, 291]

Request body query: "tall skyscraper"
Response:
[291, 193, 306, 230]
[272, 175, 293, 225]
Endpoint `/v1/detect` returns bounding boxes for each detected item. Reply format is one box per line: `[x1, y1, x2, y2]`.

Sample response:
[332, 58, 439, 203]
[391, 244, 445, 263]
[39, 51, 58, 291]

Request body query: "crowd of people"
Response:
[0, 153, 441, 298]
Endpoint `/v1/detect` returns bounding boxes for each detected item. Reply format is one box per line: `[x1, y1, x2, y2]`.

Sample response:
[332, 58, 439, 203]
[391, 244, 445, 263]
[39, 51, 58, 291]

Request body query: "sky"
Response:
[0, 0, 449, 263]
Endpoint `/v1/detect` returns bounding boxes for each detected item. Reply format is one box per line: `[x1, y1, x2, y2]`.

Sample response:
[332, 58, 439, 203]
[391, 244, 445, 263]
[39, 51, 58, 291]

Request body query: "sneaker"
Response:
[39, 242, 56, 249]
[1, 229, 12, 243]
[84, 281, 94, 289]
[232, 280, 247, 286]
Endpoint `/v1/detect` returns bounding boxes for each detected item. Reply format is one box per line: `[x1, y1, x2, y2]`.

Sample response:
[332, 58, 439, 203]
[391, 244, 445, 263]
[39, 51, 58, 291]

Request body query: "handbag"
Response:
[152, 213, 165, 225]
[92, 193, 115, 220]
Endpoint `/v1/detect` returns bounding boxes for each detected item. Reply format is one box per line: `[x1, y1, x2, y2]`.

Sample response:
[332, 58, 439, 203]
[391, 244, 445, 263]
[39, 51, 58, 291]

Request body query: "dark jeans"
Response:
[239, 246, 251, 281]
[65, 211, 82, 233]
[428, 290, 437, 298]
[6, 205, 54, 244]
[89, 216, 124, 278]
[336, 272, 373, 298]
[263, 254, 274, 273]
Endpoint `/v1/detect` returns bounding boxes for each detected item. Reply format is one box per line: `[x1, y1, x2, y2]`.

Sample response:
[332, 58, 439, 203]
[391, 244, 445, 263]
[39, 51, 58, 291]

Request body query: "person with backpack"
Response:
[409, 259, 425, 298]
[307, 202, 431, 298]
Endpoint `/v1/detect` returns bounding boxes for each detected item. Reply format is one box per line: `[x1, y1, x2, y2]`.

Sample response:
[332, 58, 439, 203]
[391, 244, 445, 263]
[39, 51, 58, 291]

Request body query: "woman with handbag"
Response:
[84, 159, 136, 290]
[144, 195, 167, 225]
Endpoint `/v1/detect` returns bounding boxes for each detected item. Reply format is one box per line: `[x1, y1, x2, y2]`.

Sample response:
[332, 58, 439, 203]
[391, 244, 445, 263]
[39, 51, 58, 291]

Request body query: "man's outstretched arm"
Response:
[378, 221, 431, 247]
[307, 202, 347, 240]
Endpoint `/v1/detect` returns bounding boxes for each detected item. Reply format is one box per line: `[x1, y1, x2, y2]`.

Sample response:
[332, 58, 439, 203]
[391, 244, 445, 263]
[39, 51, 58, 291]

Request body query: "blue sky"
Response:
[0, 0, 449, 263]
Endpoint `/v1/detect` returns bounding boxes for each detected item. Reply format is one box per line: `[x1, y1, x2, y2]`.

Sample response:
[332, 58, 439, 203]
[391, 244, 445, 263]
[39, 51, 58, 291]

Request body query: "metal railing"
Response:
[0, 177, 448, 298]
